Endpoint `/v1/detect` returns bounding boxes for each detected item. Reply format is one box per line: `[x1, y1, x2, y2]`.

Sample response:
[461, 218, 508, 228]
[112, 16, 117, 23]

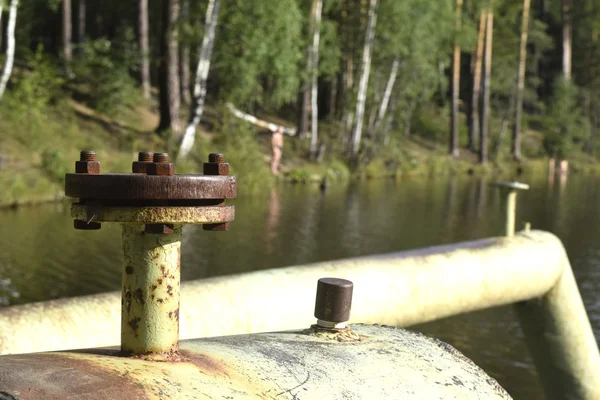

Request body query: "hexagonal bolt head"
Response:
[203, 222, 230, 231]
[204, 153, 229, 176]
[203, 162, 230, 176]
[146, 152, 175, 176]
[314, 277, 353, 329]
[145, 224, 175, 235]
[132, 152, 154, 174]
[75, 151, 100, 174]
[74, 219, 101, 230]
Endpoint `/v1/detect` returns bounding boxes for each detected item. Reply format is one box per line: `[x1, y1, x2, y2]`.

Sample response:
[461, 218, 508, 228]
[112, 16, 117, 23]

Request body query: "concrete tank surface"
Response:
[0, 324, 511, 400]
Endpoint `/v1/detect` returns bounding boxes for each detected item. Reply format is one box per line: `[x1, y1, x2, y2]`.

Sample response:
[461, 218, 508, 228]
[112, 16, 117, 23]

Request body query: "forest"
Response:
[0, 0, 598, 204]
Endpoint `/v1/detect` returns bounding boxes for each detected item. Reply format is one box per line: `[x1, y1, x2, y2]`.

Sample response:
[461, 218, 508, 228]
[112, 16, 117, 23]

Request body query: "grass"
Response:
[1, 70, 599, 208]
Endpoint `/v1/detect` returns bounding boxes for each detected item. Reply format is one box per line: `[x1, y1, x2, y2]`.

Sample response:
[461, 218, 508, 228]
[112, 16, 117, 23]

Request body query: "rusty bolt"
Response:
[203, 153, 230, 176]
[145, 224, 175, 235]
[203, 153, 230, 231]
[314, 277, 353, 329]
[147, 152, 175, 176]
[74, 219, 101, 230]
[132, 151, 154, 174]
[75, 150, 100, 174]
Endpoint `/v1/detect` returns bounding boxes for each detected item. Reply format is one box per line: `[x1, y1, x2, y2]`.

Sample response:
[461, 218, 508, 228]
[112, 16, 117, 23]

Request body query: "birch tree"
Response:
[512, 0, 531, 160]
[450, 0, 463, 157]
[0, 0, 18, 101]
[308, 0, 323, 160]
[470, 11, 486, 152]
[562, 0, 572, 81]
[63, 0, 72, 67]
[177, 0, 220, 161]
[139, 0, 150, 99]
[350, 0, 378, 156]
[373, 57, 399, 135]
[480, 7, 494, 164]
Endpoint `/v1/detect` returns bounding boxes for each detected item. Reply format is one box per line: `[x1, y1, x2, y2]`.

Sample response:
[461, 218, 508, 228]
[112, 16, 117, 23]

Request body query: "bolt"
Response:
[132, 151, 154, 174]
[74, 219, 101, 230]
[203, 153, 230, 231]
[147, 152, 175, 176]
[493, 181, 530, 237]
[208, 153, 225, 163]
[314, 277, 353, 330]
[75, 150, 100, 174]
[80, 151, 97, 161]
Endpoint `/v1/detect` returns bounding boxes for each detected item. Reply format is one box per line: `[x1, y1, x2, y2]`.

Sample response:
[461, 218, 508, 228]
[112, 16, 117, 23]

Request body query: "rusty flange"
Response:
[65, 174, 236, 201]
[71, 204, 235, 224]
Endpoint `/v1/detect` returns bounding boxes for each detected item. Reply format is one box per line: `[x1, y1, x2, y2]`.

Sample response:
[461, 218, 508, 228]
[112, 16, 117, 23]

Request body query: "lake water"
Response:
[0, 171, 598, 399]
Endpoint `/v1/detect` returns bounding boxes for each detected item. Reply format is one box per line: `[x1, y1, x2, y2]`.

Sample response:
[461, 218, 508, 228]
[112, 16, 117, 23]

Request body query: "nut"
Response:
[133, 152, 154, 174]
[75, 160, 100, 174]
[145, 224, 175, 235]
[203, 222, 230, 231]
[203, 162, 230, 175]
[146, 162, 175, 176]
[74, 219, 101, 230]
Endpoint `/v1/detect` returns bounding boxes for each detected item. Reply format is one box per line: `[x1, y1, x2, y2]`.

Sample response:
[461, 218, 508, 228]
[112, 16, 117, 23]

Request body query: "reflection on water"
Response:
[0, 172, 599, 398]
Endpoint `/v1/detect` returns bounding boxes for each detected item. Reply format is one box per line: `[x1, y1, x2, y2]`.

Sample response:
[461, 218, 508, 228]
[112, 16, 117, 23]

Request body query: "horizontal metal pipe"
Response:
[0, 325, 512, 399]
[0, 231, 567, 354]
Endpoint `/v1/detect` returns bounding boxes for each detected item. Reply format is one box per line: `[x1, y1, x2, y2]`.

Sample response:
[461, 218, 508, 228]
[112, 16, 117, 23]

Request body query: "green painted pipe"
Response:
[121, 224, 182, 355]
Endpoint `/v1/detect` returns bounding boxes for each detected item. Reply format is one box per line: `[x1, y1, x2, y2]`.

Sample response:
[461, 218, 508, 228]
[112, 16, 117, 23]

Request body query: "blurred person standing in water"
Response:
[271, 126, 284, 175]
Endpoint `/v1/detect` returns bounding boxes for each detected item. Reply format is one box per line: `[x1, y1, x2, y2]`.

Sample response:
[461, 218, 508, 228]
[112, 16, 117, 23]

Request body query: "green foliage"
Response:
[6, 46, 65, 114]
[72, 31, 140, 116]
[40, 150, 70, 184]
[543, 79, 590, 159]
[211, 106, 274, 193]
[214, 0, 303, 109]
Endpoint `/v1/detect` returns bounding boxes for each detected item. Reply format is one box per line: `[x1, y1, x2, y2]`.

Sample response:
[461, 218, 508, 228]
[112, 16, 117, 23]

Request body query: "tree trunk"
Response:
[367, 71, 381, 136]
[382, 95, 398, 146]
[177, 0, 220, 160]
[350, 0, 378, 156]
[0, 5, 3, 53]
[0, 0, 17, 101]
[512, 0, 530, 161]
[309, 0, 323, 160]
[470, 11, 485, 152]
[139, 0, 150, 99]
[180, 0, 191, 104]
[450, 0, 463, 157]
[480, 8, 494, 164]
[78, 0, 85, 47]
[562, 0, 572, 81]
[63, 0, 72, 67]
[226, 103, 295, 135]
[158, 0, 181, 135]
[373, 57, 399, 135]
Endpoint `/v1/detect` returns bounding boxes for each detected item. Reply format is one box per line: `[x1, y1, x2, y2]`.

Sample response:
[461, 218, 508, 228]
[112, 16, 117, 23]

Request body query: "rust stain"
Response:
[179, 350, 231, 378]
[157, 299, 164, 304]
[125, 266, 134, 274]
[168, 312, 173, 319]
[151, 285, 157, 291]
[0, 353, 148, 399]
[175, 309, 179, 322]
[160, 265, 167, 277]
[167, 285, 173, 296]
[133, 289, 145, 305]
[128, 317, 141, 333]
[157, 278, 163, 285]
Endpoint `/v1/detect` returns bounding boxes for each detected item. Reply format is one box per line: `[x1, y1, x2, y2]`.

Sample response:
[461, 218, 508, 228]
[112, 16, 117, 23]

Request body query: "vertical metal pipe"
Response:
[505, 190, 516, 237]
[121, 224, 182, 355]
[515, 260, 600, 399]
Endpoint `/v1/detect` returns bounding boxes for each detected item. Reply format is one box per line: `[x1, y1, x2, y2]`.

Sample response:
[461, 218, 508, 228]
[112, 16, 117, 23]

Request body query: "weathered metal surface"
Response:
[314, 277, 353, 324]
[65, 174, 237, 200]
[0, 324, 511, 399]
[132, 152, 154, 174]
[202, 153, 230, 231]
[1, 231, 598, 399]
[121, 225, 182, 355]
[71, 204, 235, 224]
[146, 153, 175, 176]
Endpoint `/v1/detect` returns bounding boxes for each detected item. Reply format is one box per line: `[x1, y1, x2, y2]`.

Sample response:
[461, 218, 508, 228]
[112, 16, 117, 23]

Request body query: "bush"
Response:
[72, 31, 140, 116]
[41, 150, 70, 184]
